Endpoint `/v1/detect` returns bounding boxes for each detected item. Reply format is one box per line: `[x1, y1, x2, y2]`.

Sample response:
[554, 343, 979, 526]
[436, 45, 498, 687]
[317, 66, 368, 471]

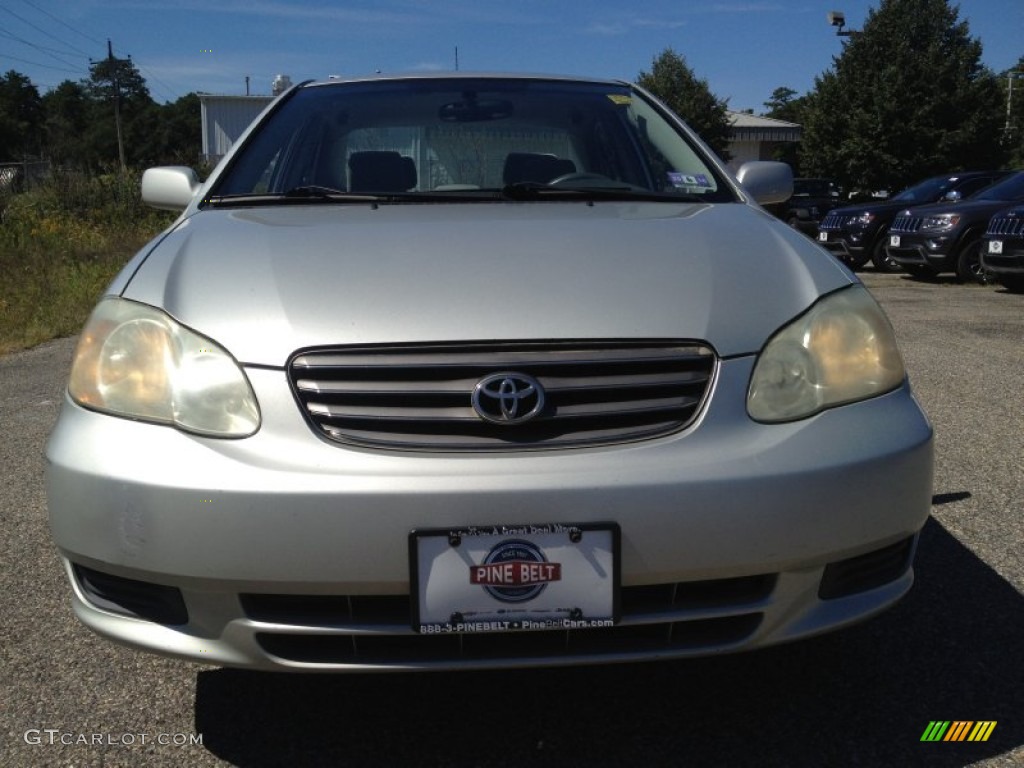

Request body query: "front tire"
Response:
[955, 238, 986, 283]
[871, 231, 902, 273]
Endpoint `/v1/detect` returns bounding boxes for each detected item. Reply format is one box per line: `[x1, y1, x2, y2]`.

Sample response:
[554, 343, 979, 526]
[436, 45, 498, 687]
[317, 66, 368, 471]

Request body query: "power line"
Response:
[0, 3, 92, 57]
[133, 63, 181, 103]
[17, 0, 104, 47]
[6, 1, 185, 104]
[0, 51, 83, 74]
[111, 48, 180, 102]
[0, 27, 84, 69]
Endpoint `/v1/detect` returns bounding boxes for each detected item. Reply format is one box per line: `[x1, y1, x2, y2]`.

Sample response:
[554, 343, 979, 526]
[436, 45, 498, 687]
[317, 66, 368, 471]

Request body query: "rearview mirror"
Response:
[438, 99, 514, 123]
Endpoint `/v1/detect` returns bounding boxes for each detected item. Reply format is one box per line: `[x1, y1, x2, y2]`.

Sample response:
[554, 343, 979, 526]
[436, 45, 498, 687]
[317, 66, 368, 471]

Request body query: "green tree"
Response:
[41, 65, 201, 170]
[800, 0, 1006, 192]
[763, 86, 809, 172]
[763, 87, 806, 124]
[152, 93, 202, 166]
[637, 48, 732, 160]
[0, 71, 44, 160]
[43, 80, 91, 165]
[82, 52, 156, 169]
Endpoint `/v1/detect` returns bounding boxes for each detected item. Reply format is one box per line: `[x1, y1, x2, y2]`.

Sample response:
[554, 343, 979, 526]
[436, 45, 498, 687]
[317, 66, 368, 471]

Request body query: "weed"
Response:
[1, 169, 176, 354]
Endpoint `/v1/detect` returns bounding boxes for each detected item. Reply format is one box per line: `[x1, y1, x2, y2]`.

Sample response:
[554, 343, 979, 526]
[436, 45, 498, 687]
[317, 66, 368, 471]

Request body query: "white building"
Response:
[726, 111, 802, 170]
[199, 94, 274, 164]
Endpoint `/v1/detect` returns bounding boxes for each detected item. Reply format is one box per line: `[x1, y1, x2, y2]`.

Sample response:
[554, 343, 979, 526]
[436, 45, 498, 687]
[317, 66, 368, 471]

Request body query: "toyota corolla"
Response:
[45, 73, 933, 671]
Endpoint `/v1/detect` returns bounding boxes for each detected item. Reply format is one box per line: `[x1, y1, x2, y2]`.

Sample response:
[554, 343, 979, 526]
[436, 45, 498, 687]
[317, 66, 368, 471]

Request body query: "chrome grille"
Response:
[890, 214, 923, 234]
[818, 211, 848, 230]
[289, 341, 716, 451]
[986, 213, 1024, 237]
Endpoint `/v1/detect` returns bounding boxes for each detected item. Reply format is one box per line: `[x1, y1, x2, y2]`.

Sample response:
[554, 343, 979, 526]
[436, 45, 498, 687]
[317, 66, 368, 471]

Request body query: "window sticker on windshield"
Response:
[668, 172, 712, 189]
[607, 94, 632, 105]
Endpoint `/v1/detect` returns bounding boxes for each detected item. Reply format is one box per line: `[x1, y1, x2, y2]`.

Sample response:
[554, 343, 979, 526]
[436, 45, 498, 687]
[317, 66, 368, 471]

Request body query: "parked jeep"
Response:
[817, 171, 1009, 272]
[767, 178, 843, 236]
[886, 171, 1024, 282]
[981, 205, 1024, 292]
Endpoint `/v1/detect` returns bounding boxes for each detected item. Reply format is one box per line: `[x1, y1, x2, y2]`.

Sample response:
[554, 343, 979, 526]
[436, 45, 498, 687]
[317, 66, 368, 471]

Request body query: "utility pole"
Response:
[108, 40, 126, 172]
[1005, 71, 1024, 140]
[90, 40, 129, 171]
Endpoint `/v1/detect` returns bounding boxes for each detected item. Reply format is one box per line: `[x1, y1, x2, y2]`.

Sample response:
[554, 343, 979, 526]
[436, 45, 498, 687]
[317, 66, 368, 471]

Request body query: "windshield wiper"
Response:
[499, 182, 704, 203]
[202, 187, 385, 207]
[203, 183, 705, 208]
[283, 185, 381, 200]
[204, 186, 495, 207]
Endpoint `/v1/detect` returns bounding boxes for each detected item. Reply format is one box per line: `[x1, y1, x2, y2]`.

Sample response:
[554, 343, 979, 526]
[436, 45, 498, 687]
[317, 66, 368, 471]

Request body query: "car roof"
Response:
[302, 71, 630, 90]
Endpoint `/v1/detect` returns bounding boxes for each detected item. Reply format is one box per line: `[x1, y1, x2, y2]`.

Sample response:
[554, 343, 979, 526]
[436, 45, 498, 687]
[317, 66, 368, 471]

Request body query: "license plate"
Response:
[989, 240, 1003, 254]
[818, 232, 829, 243]
[410, 523, 620, 633]
[890, 235, 901, 247]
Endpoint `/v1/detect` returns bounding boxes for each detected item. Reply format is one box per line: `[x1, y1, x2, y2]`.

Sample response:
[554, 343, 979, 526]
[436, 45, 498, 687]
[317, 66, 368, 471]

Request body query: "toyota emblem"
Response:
[471, 372, 545, 425]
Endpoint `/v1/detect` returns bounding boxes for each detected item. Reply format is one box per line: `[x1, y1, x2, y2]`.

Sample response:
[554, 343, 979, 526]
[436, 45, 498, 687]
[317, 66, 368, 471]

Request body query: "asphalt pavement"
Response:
[1, 270, 1021, 767]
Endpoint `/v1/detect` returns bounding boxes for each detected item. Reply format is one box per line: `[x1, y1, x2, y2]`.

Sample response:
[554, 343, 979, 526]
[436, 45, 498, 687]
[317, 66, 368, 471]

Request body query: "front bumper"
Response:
[886, 236, 953, 270]
[46, 356, 934, 671]
[981, 243, 1024, 275]
[817, 231, 868, 265]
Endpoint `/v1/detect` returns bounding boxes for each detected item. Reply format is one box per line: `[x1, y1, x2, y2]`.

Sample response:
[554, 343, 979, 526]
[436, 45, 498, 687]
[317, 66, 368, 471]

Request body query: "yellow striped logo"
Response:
[920, 721, 997, 742]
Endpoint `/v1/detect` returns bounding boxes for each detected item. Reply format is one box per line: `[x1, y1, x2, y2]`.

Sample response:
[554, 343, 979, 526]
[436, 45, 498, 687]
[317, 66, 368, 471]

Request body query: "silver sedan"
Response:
[46, 73, 932, 671]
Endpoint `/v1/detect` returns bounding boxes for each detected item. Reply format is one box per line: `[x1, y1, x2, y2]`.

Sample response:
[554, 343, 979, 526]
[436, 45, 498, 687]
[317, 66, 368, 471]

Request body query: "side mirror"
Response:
[735, 161, 793, 205]
[142, 166, 201, 211]
[943, 190, 962, 202]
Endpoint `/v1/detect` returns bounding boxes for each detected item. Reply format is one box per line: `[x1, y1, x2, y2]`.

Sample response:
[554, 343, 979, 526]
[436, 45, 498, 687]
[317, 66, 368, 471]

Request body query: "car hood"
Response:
[896, 198, 1018, 219]
[832, 199, 924, 217]
[987, 205, 1024, 219]
[120, 202, 853, 366]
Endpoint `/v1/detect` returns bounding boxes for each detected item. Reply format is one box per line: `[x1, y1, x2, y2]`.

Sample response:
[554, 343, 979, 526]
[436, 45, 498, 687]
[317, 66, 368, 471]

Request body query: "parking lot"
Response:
[1, 270, 1021, 767]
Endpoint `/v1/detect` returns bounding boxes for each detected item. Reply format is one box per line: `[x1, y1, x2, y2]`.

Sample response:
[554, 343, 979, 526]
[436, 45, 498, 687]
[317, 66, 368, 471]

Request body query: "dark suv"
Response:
[886, 171, 1024, 282]
[981, 205, 1024, 292]
[767, 178, 843, 236]
[817, 171, 1009, 272]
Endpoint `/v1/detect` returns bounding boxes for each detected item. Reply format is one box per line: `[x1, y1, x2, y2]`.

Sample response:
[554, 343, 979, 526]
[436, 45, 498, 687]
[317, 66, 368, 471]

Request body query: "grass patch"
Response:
[0, 171, 176, 355]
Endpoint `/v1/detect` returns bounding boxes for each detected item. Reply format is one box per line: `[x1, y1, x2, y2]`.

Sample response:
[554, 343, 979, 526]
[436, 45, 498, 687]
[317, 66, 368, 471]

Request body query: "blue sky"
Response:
[3, 0, 1022, 112]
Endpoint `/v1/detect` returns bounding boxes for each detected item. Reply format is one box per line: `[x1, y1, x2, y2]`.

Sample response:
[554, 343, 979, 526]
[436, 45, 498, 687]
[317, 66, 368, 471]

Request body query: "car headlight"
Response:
[851, 212, 875, 227]
[747, 286, 905, 423]
[68, 298, 260, 437]
[918, 213, 960, 232]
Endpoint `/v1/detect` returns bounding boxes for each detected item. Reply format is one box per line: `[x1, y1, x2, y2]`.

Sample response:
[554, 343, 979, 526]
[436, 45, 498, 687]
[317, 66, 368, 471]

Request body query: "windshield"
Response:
[891, 175, 954, 203]
[974, 172, 1024, 202]
[206, 77, 733, 204]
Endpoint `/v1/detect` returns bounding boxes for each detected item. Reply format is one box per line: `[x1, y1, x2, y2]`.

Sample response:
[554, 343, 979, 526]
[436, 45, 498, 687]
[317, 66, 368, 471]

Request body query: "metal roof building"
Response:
[726, 111, 802, 170]
[199, 94, 274, 164]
